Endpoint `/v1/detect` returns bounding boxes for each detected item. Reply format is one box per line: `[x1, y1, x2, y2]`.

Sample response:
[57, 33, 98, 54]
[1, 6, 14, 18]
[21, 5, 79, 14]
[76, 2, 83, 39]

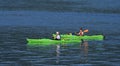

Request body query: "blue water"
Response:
[0, 0, 120, 66]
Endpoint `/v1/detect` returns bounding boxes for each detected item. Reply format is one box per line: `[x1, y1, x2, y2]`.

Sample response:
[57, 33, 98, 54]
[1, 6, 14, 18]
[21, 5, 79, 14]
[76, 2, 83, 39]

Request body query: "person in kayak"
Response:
[55, 32, 61, 40]
[78, 28, 84, 36]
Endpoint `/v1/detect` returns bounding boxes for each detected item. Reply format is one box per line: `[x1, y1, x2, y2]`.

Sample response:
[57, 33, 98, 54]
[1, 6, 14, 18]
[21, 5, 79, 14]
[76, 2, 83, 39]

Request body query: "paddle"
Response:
[83, 29, 89, 33]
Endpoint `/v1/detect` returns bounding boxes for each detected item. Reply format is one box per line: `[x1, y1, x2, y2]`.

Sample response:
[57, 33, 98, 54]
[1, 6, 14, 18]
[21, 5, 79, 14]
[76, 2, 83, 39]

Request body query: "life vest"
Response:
[79, 32, 84, 36]
[56, 35, 61, 39]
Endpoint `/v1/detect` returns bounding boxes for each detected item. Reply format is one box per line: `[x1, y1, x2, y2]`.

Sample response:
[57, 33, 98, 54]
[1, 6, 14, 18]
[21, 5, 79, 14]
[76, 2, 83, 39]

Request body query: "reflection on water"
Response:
[80, 39, 88, 63]
[24, 38, 120, 66]
[56, 44, 60, 64]
[27, 41, 89, 65]
[55, 40, 89, 64]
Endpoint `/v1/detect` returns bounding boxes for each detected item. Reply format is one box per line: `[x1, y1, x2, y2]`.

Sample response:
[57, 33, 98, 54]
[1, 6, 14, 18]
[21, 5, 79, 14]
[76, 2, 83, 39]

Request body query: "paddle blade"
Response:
[84, 29, 89, 32]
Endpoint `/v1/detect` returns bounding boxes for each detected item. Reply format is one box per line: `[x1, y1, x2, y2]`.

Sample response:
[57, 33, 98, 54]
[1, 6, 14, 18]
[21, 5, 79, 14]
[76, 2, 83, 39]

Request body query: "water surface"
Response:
[0, 0, 120, 66]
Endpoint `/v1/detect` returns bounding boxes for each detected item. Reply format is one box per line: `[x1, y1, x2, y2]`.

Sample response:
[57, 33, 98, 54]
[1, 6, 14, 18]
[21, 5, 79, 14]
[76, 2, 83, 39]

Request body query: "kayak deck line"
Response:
[27, 34, 104, 45]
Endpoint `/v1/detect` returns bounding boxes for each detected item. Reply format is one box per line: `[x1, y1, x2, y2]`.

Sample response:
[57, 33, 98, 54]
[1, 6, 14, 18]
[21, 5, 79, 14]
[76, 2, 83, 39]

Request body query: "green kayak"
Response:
[27, 34, 104, 45]
[53, 34, 104, 41]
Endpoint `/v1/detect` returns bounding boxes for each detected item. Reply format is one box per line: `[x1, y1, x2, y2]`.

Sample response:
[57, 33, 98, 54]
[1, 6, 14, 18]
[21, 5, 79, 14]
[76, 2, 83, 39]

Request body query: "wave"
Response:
[0, 0, 120, 13]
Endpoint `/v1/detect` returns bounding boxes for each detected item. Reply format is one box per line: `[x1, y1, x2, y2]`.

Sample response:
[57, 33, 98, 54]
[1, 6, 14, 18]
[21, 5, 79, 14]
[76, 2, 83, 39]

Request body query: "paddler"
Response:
[55, 32, 61, 40]
[78, 28, 89, 36]
[78, 28, 84, 36]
